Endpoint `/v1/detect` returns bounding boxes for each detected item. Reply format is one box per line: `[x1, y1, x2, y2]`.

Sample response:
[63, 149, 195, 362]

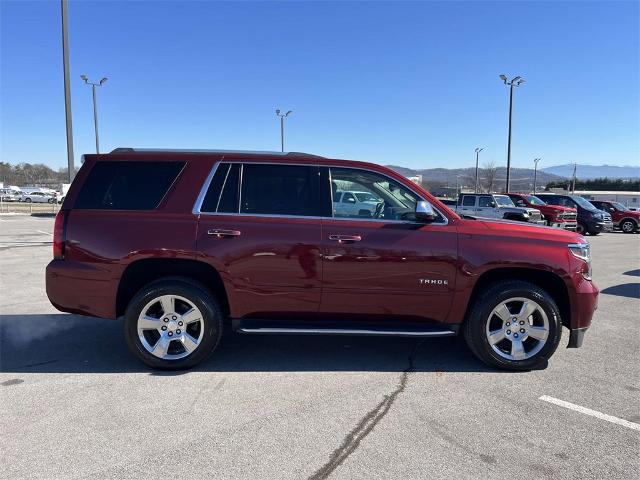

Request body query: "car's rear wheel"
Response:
[123, 278, 223, 370]
[25, 198, 31, 203]
[463, 280, 562, 371]
[620, 219, 637, 233]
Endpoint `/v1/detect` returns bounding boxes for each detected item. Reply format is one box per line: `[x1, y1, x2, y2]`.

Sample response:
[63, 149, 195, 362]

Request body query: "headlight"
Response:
[569, 243, 592, 280]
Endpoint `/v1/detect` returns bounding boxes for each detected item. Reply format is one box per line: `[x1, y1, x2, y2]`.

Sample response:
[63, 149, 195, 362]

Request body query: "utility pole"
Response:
[81, 76, 108, 153]
[474, 147, 483, 193]
[499, 74, 526, 193]
[275, 109, 292, 152]
[533, 157, 541, 194]
[61, 0, 75, 182]
[571, 163, 577, 193]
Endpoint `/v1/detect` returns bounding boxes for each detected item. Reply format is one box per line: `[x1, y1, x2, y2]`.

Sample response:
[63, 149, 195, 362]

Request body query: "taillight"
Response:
[53, 210, 67, 259]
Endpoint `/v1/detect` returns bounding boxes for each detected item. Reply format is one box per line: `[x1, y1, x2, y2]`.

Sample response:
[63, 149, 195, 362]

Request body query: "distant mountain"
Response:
[542, 164, 639, 180]
[386, 165, 565, 192]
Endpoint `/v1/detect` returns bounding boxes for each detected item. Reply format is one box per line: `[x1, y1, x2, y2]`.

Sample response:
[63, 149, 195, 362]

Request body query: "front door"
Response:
[476, 195, 498, 218]
[320, 167, 458, 323]
[196, 162, 325, 318]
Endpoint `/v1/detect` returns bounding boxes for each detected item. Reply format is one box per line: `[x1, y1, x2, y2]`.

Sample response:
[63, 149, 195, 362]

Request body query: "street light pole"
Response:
[61, 0, 75, 182]
[80, 75, 108, 153]
[533, 157, 541, 194]
[499, 74, 525, 193]
[275, 109, 292, 152]
[474, 147, 483, 193]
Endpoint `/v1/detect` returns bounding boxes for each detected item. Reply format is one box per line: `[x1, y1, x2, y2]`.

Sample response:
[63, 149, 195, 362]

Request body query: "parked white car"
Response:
[0, 188, 21, 202]
[333, 190, 383, 217]
[21, 191, 55, 203]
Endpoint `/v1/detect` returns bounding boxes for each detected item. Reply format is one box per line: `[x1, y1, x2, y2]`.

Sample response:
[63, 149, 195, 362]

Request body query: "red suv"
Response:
[589, 200, 639, 234]
[46, 149, 598, 371]
[506, 193, 577, 230]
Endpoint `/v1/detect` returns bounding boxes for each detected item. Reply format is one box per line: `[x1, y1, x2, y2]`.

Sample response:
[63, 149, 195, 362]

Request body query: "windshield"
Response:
[611, 202, 628, 211]
[354, 191, 382, 203]
[525, 195, 547, 206]
[494, 195, 515, 207]
[571, 195, 598, 211]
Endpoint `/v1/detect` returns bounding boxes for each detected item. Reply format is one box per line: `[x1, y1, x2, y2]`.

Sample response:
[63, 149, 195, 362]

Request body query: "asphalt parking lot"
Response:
[1, 215, 638, 480]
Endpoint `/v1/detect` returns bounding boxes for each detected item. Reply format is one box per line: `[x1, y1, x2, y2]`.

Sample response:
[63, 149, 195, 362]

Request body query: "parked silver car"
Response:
[21, 191, 55, 203]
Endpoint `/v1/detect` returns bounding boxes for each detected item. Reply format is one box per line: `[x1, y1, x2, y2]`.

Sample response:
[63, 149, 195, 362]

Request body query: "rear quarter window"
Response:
[74, 161, 185, 210]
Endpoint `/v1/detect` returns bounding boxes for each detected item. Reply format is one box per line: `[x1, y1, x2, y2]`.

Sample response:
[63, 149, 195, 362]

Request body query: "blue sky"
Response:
[1, 0, 638, 170]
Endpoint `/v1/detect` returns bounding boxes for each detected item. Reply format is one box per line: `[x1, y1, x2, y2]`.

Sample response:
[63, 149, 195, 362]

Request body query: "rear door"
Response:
[457, 195, 477, 215]
[196, 162, 325, 319]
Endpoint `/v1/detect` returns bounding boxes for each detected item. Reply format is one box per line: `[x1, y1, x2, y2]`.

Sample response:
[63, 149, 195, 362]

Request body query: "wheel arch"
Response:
[116, 258, 230, 318]
[464, 267, 571, 329]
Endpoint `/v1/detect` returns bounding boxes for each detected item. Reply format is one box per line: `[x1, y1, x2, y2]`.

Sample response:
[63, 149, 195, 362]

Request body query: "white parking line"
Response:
[36, 230, 53, 236]
[540, 395, 640, 431]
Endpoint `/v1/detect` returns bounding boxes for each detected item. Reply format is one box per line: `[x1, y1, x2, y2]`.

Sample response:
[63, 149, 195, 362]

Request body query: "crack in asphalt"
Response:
[308, 340, 424, 480]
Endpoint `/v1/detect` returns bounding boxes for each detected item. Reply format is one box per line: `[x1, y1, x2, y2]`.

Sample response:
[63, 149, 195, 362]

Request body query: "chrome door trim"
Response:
[193, 160, 450, 225]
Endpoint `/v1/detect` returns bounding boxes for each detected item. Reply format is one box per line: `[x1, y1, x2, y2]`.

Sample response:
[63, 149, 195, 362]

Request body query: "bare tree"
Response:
[483, 161, 499, 193]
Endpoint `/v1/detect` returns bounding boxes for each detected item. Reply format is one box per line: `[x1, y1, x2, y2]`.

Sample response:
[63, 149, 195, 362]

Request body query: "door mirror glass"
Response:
[415, 201, 437, 222]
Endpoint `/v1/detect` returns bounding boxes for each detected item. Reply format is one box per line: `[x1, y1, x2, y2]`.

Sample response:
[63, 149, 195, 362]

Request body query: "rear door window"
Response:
[462, 196, 476, 207]
[240, 164, 321, 217]
[75, 161, 184, 210]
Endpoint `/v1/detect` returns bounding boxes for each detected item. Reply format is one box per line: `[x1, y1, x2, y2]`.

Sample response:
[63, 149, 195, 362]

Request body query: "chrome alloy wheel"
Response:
[137, 295, 204, 360]
[485, 297, 549, 361]
[621, 220, 635, 233]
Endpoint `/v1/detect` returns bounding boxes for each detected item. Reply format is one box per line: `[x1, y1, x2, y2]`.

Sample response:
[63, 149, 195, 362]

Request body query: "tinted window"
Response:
[75, 161, 184, 210]
[462, 196, 476, 207]
[240, 164, 321, 217]
[479, 196, 494, 207]
[201, 163, 240, 213]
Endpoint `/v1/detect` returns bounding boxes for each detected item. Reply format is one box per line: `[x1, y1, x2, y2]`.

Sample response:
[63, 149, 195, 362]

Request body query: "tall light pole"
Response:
[499, 74, 525, 193]
[81, 75, 108, 153]
[275, 109, 292, 152]
[474, 147, 483, 193]
[533, 157, 541, 194]
[61, 0, 75, 182]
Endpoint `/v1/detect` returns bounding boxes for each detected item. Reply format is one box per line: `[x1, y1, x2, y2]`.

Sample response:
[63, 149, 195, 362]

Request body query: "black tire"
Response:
[463, 280, 562, 371]
[575, 223, 586, 235]
[25, 198, 31, 203]
[587, 230, 600, 236]
[620, 219, 637, 234]
[123, 277, 223, 370]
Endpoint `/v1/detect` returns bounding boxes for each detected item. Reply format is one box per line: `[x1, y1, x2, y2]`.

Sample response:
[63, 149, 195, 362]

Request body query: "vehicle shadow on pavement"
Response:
[623, 269, 640, 277]
[600, 283, 640, 299]
[0, 314, 513, 375]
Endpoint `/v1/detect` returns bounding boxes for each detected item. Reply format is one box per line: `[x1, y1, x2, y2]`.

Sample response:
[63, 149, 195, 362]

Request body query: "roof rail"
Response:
[109, 148, 324, 158]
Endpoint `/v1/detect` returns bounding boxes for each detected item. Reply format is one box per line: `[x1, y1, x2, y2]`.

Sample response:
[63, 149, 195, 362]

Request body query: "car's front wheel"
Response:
[123, 278, 223, 370]
[463, 280, 562, 371]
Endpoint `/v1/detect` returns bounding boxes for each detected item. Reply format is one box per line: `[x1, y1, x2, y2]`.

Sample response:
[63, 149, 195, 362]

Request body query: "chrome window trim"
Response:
[193, 160, 449, 225]
[192, 161, 222, 214]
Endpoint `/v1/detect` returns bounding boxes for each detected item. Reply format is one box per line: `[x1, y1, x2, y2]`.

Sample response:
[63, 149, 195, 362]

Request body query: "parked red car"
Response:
[589, 200, 640, 233]
[46, 149, 598, 371]
[506, 193, 577, 230]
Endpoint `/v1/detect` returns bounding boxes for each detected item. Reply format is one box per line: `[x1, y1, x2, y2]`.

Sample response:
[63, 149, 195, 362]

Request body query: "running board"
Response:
[232, 319, 459, 338]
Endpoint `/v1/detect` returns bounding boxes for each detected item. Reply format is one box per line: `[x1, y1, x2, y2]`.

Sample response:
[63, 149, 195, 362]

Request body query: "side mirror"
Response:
[490, 201, 497, 208]
[346, 197, 356, 204]
[415, 201, 437, 222]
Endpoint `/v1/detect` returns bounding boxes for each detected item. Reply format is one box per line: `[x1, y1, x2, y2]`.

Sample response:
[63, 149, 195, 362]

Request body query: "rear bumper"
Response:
[46, 260, 117, 319]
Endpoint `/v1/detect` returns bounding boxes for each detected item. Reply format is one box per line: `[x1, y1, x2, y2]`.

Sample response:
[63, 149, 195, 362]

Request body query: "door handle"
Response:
[328, 234, 362, 243]
[207, 229, 241, 238]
